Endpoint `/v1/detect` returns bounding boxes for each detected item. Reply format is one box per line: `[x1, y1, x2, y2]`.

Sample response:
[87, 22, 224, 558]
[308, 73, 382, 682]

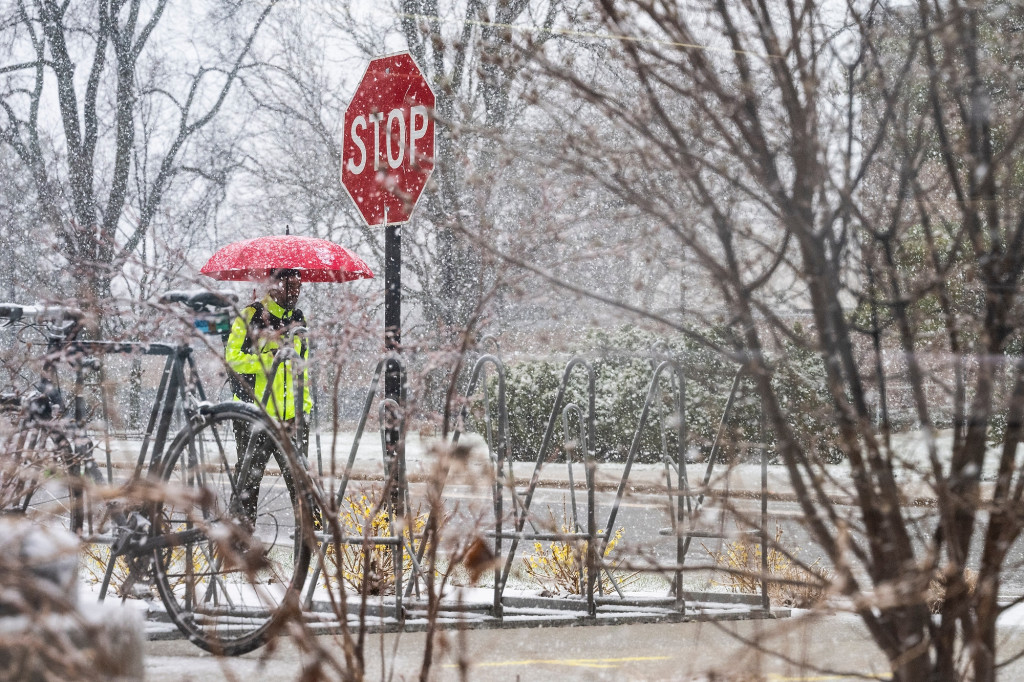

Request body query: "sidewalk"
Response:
[306, 430, 945, 505]
[98, 427, 951, 505]
[143, 607, 1024, 681]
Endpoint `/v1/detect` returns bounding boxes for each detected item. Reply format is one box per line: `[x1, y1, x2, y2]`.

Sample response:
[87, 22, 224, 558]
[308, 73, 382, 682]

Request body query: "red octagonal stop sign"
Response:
[341, 52, 435, 226]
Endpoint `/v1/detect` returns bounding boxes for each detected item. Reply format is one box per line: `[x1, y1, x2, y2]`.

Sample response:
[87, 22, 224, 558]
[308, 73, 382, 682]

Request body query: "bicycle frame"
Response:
[40, 340, 209, 483]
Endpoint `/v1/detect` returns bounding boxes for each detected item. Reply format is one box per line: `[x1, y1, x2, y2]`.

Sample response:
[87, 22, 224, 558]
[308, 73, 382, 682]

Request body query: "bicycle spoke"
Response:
[4, 426, 84, 532]
[152, 405, 311, 655]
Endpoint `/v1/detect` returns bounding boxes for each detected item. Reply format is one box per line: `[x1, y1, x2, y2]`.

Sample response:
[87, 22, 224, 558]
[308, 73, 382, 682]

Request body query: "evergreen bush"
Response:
[489, 326, 843, 465]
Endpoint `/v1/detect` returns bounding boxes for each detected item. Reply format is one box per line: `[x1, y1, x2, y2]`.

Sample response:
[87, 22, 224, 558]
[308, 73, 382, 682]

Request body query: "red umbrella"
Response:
[200, 235, 374, 283]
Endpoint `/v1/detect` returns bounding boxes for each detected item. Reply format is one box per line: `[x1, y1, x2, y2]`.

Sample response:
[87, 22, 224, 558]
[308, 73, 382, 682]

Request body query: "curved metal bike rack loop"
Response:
[305, 357, 422, 620]
[400, 353, 511, 614]
[492, 357, 598, 616]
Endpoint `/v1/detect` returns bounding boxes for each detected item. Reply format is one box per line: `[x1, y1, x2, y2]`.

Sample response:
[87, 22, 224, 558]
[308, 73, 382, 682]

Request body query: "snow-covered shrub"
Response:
[772, 341, 844, 464]
[495, 326, 843, 464]
[495, 327, 729, 463]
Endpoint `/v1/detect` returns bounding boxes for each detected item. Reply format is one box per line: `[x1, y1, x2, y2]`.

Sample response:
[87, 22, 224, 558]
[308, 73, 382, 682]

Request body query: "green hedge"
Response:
[488, 326, 842, 465]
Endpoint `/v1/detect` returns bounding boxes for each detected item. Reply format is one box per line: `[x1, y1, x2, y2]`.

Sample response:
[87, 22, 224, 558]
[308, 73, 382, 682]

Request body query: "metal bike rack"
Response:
[301, 345, 773, 630]
[399, 353, 511, 615]
[668, 367, 770, 612]
[432, 351, 771, 621]
[594, 358, 692, 608]
[479, 356, 601, 616]
[305, 357, 424, 623]
[596, 360, 770, 614]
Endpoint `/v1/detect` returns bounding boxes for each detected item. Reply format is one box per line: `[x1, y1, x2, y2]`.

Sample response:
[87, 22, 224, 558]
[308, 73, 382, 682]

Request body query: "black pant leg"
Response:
[233, 418, 274, 523]
[234, 416, 313, 526]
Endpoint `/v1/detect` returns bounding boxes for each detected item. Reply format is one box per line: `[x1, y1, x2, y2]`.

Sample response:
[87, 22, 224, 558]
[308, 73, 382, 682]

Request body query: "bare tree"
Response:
[0, 0, 277, 311]
[254, 0, 578, 340]
[447, 0, 1024, 679]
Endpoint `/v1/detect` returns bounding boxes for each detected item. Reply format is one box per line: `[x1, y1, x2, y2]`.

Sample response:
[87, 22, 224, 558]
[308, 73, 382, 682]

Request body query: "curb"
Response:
[344, 471, 925, 507]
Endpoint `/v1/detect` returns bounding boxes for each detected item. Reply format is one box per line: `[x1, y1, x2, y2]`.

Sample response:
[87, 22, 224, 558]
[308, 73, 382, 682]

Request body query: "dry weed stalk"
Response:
[321, 485, 429, 595]
[928, 568, 977, 615]
[522, 503, 639, 595]
[705, 525, 831, 607]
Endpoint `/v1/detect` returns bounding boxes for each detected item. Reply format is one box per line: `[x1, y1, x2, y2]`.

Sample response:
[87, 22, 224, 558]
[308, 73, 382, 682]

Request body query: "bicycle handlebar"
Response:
[0, 303, 84, 325]
[0, 291, 237, 325]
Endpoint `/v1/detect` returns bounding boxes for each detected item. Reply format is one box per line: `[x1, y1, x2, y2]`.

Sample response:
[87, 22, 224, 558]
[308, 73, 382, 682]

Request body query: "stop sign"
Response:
[341, 52, 436, 226]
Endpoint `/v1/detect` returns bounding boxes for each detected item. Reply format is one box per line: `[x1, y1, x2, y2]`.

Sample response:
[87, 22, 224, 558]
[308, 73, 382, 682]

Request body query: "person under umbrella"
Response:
[202, 233, 372, 526]
[224, 268, 311, 522]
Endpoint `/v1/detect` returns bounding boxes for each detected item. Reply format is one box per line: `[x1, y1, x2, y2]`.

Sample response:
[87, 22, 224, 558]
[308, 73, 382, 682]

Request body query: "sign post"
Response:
[384, 220, 401, 398]
[341, 51, 435, 391]
[340, 52, 435, 591]
[341, 51, 435, 387]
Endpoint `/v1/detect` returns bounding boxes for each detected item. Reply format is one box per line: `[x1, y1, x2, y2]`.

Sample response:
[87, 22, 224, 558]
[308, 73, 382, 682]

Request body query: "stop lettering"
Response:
[345, 105, 431, 174]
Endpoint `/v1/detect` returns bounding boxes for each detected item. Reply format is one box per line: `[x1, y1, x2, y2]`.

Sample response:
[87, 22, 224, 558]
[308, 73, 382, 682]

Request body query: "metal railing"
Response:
[308, 346, 770, 623]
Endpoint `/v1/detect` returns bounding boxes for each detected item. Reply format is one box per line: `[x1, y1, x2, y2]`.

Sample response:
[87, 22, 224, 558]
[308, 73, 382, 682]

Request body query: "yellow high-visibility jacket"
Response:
[224, 296, 312, 419]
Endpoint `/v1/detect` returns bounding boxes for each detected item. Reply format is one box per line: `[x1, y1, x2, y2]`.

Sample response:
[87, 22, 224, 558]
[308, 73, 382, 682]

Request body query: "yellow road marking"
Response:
[443, 660, 889, 677]
[445, 655, 670, 669]
[770, 671, 888, 675]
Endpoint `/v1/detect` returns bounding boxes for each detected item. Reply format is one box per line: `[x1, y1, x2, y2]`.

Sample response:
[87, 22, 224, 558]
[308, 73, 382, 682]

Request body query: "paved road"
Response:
[415, 481, 1024, 598]
[143, 610, 1024, 681]
[244, 468, 1024, 599]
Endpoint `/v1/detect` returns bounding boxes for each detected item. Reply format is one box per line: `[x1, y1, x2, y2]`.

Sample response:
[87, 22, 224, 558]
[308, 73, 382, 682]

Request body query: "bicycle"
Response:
[0, 292, 315, 655]
[0, 303, 99, 533]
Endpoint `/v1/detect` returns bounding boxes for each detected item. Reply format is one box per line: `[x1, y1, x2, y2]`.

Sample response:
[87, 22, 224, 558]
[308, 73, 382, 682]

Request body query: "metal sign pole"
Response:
[340, 53, 432, 622]
[383, 217, 403, 457]
[383, 207, 401, 403]
[383, 206, 406, 623]
[383, 205, 403, 460]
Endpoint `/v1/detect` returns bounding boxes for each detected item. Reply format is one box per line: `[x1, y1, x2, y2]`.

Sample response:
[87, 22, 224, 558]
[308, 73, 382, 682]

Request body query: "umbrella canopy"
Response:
[200, 235, 374, 283]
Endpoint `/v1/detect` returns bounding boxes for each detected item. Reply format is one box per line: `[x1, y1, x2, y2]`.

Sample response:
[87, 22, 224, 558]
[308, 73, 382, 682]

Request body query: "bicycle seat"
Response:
[160, 290, 238, 312]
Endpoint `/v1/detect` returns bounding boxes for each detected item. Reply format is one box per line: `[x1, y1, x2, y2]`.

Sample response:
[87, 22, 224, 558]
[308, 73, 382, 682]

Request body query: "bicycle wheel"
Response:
[0, 423, 88, 533]
[152, 403, 313, 655]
